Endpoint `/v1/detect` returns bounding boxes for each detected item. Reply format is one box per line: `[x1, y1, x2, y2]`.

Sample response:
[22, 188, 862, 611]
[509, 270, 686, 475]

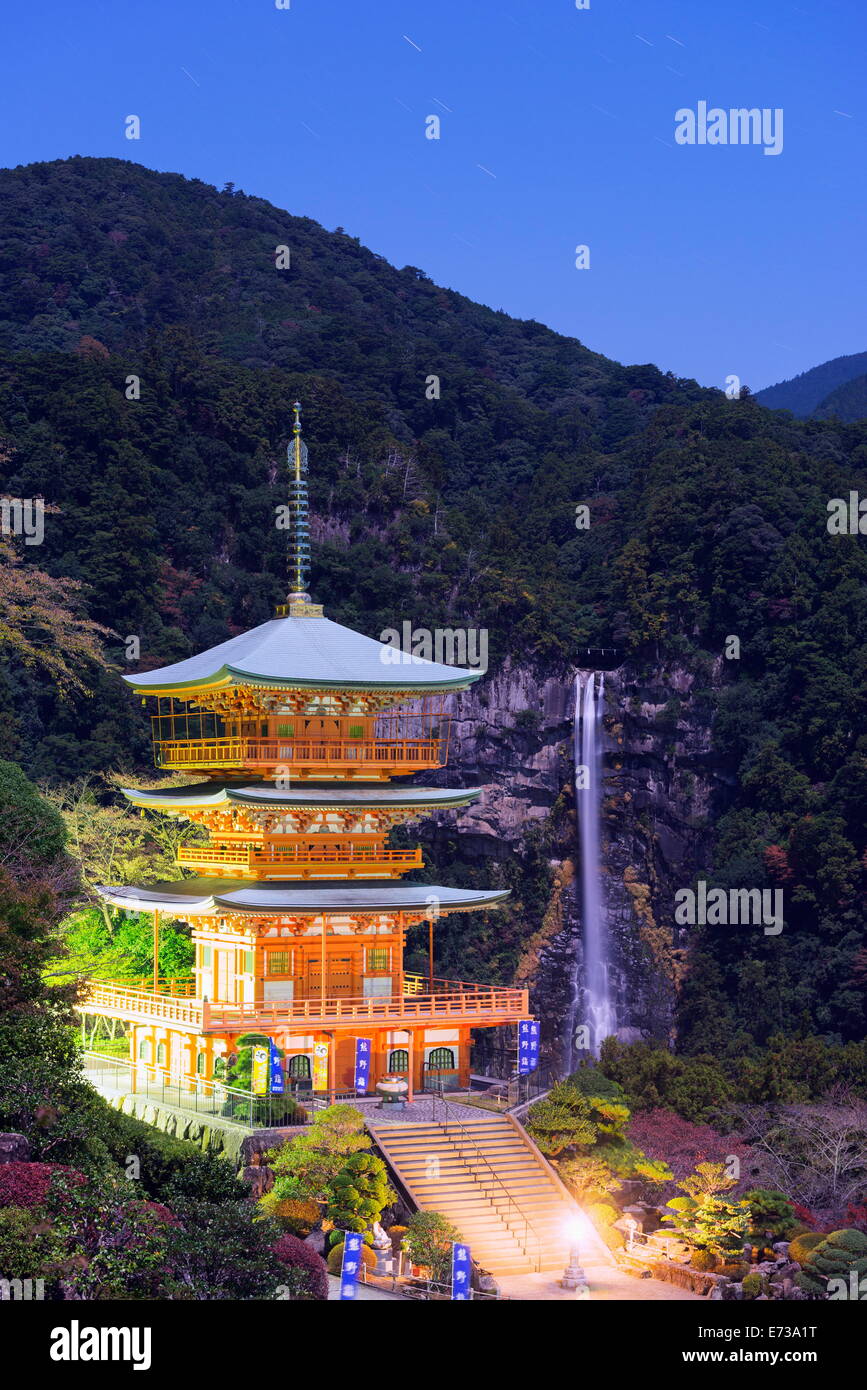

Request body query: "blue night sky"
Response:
[1, 0, 864, 390]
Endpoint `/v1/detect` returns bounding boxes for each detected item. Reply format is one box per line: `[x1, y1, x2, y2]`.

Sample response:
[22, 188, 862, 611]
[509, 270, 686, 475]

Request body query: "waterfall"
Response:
[570, 670, 616, 1063]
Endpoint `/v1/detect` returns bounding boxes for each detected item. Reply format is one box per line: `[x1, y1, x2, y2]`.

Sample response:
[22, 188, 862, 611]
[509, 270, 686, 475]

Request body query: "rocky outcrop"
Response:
[417, 657, 726, 1072]
[0, 1133, 31, 1163]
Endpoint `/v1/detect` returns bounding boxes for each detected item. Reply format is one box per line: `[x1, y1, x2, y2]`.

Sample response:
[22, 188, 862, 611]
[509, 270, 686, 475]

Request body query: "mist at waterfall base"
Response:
[568, 671, 617, 1066]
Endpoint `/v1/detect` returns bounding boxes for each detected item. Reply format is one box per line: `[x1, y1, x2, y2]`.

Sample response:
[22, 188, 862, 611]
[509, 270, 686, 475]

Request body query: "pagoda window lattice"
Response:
[196, 1051, 207, 1076]
[156, 1042, 167, 1066]
[287, 1054, 312, 1081]
[427, 1046, 455, 1071]
[388, 1049, 409, 1073]
[138, 1039, 151, 1062]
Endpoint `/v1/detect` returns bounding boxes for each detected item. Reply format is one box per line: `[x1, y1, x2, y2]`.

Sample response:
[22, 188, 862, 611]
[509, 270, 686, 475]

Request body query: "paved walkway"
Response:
[498, 1258, 704, 1301]
[353, 1096, 503, 1125]
[327, 1275, 402, 1300]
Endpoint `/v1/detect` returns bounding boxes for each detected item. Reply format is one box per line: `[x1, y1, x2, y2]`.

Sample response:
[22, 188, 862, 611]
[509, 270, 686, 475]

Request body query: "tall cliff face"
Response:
[419, 660, 725, 1076]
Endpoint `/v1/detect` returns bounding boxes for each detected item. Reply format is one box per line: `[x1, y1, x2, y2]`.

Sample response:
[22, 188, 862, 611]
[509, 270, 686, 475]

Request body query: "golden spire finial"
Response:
[277, 401, 323, 617]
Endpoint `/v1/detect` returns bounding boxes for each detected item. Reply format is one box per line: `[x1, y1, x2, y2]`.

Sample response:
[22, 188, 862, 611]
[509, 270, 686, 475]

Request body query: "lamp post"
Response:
[560, 1218, 590, 1296]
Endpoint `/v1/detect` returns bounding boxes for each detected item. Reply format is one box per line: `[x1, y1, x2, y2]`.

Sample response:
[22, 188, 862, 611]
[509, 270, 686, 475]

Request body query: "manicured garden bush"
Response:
[745, 1188, 798, 1246]
[796, 1229, 867, 1297]
[259, 1195, 322, 1236]
[267, 1104, 370, 1203]
[326, 1240, 377, 1275]
[326, 1151, 393, 1234]
[273, 1233, 328, 1300]
[788, 1232, 825, 1266]
[526, 1084, 595, 1156]
[690, 1249, 718, 1272]
[742, 1271, 765, 1298]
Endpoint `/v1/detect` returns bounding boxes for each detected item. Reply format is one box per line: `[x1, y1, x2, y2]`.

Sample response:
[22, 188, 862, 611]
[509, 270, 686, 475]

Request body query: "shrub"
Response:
[526, 1083, 595, 1156]
[788, 1232, 825, 1266]
[268, 1104, 370, 1203]
[387, 1224, 407, 1253]
[690, 1249, 718, 1272]
[0, 1161, 83, 1209]
[157, 1200, 287, 1300]
[159, 1152, 249, 1206]
[326, 1241, 377, 1275]
[0, 1205, 60, 1280]
[557, 1155, 619, 1202]
[259, 1195, 322, 1236]
[796, 1229, 867, 1297]
[745, 1189, 798, 1245]
[91, 1108, 245, 1204]
[404, 1210, 460, 1280]
[587, 1201, 618, 1230]
[273, 1233, 328, 1300]
[565, 1066, 631, 1142]
[326, 1151, 392, 1234]
[742, 1271, 765, 1299]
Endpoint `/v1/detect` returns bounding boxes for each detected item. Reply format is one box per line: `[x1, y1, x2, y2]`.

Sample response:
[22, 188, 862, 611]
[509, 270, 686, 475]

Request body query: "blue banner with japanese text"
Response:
[270, 1040, 284, 1094]
[451, 1242, 471, 1299]
[517, 1019, 540, 1074]
[354, 1037, 372, 1092]
[340, 1232, 364, 1300]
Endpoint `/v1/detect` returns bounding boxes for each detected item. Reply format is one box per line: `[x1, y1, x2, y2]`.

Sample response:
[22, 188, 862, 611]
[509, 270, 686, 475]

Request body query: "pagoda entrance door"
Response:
[306, 954, 355, 999]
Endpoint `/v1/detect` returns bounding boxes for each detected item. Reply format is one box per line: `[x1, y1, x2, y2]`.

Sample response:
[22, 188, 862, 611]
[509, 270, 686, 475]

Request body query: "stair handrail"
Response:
[433, 1093, 545, 1272]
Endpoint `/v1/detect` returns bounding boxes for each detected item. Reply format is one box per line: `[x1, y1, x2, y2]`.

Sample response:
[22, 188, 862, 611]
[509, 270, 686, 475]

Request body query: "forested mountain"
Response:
[814, 372, 867, 423]
[2, 156, 867, 1052]
[757, 350, 867, 420]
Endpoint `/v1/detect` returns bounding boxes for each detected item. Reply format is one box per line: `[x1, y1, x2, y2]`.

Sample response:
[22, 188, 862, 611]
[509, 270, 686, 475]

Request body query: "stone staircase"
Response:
[370, 1113, 576, 1276]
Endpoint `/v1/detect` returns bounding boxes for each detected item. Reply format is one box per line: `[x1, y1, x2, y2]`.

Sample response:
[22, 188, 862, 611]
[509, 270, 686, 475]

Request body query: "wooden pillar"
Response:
[320, 918, 326, 1007]
[428, 916, 434, 992]
[396, 911, 405, 999]
[152, 910, 160, 993]
[406, 1030, 414, 1103]
[326, 1030, 334, 1104]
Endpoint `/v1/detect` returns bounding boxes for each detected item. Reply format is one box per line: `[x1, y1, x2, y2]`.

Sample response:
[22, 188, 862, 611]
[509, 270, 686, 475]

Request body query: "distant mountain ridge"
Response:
[757, 350, 867, 419]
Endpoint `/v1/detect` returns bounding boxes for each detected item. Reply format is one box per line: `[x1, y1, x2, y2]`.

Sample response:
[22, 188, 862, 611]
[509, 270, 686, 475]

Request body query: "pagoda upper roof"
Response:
[124, 615, 481, 695]
[94, 878, 508, 916]
[121, 781, 481, 812]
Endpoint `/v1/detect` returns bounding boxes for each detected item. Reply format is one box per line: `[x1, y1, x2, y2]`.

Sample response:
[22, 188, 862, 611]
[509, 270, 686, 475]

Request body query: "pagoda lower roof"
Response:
[121, 782, 481, 812]
[94, 878, 508, 916]
[123, 615, 480, 695]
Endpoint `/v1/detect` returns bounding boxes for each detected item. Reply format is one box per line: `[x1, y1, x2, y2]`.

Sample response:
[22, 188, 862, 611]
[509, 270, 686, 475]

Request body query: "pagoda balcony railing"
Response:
[177, 842, 423, 872]
[152, 736, 445, 773]
[78, 979, 529, 1032]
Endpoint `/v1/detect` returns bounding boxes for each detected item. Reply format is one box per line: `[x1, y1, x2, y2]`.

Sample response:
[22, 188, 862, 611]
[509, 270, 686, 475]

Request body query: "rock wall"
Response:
[418, 657, 724, 1075]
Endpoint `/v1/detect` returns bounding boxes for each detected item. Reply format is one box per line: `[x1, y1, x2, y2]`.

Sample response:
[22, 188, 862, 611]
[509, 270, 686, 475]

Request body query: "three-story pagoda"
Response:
[83, 406, 529, 1101]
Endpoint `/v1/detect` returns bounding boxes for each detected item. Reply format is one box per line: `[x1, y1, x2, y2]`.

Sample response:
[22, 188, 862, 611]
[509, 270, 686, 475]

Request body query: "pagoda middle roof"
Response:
[121, 781, 481, 812]
[94, 878, 508, 916]
[124, 615, 481, 695]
